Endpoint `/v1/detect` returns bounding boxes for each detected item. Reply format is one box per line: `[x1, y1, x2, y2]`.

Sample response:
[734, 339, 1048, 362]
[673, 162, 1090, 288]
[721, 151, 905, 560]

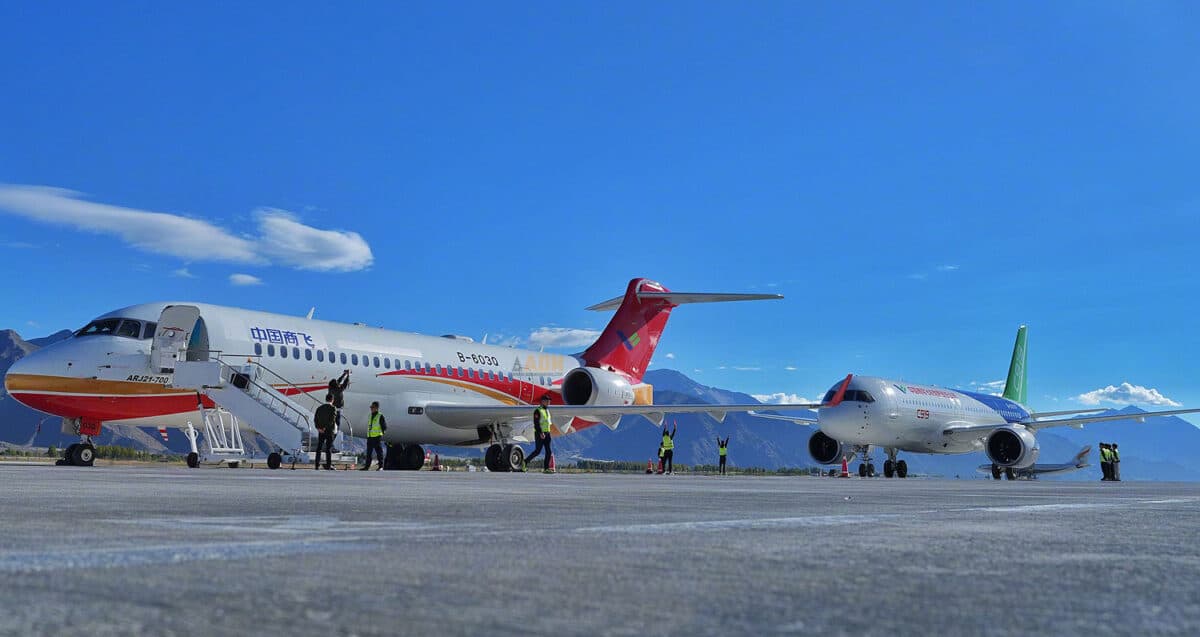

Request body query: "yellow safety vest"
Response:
[1101, 448, 1111, 462]
[1112, 448, 1120, 461]
[719, 446, 727, 457]
[368, 413, 383, 438]
[535, 406, 552, 434]
[662, 433, 674, 451]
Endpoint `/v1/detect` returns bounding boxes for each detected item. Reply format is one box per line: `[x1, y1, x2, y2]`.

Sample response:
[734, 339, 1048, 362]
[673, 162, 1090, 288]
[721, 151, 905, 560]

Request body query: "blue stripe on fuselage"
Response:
[958, 390, 1029, 423]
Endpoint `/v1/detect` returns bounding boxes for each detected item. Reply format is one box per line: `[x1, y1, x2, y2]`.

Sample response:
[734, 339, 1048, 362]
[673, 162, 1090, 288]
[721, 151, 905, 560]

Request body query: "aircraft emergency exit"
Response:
[5, 278, 789, 471]
[754, 326, 1200, 479]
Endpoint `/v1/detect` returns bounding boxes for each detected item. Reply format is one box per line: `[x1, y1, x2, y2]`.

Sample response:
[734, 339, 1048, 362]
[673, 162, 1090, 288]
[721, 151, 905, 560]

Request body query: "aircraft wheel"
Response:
[383, 444, 402, 470]
[502, 444, 525, 472]
[71, 444, 95, 467]
[403, 444, 425, 470]
[883, 460, 894, 478]
[267, 452, 282, 470]
[63, 444, 79, 466]
[867, 463, 876, 477]
[186, 452, 200, 468]
[1005, 467, 1016, 481]
[485, 444, 502, 472]
[991, 464, 1002, 480]
[858, 463, 867, 478]
[896, 460, 908, 478]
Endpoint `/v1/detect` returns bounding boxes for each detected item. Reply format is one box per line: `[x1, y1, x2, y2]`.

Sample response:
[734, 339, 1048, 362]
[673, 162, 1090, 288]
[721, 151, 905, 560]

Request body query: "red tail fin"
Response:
[580, 279, 675, 382]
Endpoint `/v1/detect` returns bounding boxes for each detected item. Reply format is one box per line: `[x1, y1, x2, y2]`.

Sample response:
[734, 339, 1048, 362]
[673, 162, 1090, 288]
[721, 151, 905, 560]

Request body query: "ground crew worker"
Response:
[360, 401, 386, 470]
[329, 369, 350, 431]
[1099, 443, 1112, 481]
[313, 393, 336, 470]
[1111, 443, 1121, 481]
[716, 436, 729, 475]
[660, 424, 677, 475]
[524, 394, 554, 472]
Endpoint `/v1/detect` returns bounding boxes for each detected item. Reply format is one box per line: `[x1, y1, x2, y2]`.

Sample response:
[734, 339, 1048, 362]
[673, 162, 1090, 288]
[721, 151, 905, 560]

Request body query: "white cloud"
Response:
[665, 353, 676, 359]
[172, 267, 196, 279]
[969, 379, 1007, 396]
[937, 264, 960, 272]
[2, 240, 38, 249]
[25, 320, 39, 327]
[753, 392, 818, 405]
[1077, 382, 1181, 407]
[784, 365, 798, 371]
[229, 273, 263, 286]
[528, 327, 601, 348]
[0, 185, 374, 272]
[732, 366, 761, 372]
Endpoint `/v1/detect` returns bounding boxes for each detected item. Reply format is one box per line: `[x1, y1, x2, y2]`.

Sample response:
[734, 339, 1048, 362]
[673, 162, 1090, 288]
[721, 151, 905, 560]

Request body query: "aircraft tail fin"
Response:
[1002, 325, 1028, 405]
[580, 278, 780, 382]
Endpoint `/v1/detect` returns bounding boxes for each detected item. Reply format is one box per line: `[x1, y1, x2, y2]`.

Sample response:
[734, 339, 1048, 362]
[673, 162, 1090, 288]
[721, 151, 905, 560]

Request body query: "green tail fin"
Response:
[1002, 325, 1028, 405]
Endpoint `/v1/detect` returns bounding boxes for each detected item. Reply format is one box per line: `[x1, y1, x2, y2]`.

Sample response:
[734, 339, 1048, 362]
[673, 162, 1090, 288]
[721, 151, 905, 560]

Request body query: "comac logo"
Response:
[617, 330, 641, 351]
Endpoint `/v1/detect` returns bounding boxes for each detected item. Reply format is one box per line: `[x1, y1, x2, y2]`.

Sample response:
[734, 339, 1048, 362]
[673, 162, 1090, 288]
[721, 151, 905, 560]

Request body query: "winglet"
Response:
[824, 374, 853, 407]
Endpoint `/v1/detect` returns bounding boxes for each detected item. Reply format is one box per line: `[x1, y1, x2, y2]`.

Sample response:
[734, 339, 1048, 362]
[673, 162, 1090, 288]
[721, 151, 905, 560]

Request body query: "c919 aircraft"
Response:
[5, 278, 788, 471]
[755, 326, 1200, 479]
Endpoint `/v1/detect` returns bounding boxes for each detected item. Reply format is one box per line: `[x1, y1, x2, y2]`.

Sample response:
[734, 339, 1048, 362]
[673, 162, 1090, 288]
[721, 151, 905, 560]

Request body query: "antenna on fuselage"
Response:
[306, 307, 315, 320]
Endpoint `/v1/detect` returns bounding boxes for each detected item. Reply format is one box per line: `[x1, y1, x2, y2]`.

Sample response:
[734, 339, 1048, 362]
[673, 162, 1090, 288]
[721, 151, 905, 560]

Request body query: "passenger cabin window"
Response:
[268, 344, 276, 356]
[384, 359, 391, 370]
[280, 347, 288, 359]
[340, 353, 348, 365]
[374, 356, 381, 368]
[305, 349, 313, 361]
[317, 350, 324, 362]
[142, 322, 157, 339]
[436, 364, 443, 375]
[254, 343, 263, 356]
[351, 354, 358, 366]
[293, 347, 300, 359]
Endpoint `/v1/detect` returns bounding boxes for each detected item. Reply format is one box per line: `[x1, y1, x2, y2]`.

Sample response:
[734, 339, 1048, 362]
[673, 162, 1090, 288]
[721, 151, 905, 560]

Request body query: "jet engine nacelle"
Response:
[986, 426, 1040, 469]
[561, 367, 635, 406]
[808, 430, 844, 465]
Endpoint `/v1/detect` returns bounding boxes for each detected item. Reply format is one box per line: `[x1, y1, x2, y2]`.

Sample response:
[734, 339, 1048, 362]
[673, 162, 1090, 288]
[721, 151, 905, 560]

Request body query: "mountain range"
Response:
[3, 328, 1199, 480]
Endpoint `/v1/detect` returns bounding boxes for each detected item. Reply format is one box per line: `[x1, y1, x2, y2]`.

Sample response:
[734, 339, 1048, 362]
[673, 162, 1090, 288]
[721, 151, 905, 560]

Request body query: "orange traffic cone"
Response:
[840, 455, 850, 478]
[646, 459, 654, 474]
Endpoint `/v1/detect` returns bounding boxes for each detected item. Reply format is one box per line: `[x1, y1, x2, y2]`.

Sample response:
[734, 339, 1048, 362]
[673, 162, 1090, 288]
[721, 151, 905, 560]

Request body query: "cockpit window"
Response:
[116, 320, 142, 339]
[76, 318, 153, 340]
[820, 383, 875, 403]
[75, 319, 121, 337]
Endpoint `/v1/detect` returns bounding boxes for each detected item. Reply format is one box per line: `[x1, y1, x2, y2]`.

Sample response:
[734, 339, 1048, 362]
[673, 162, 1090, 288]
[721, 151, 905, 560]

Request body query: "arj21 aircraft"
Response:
[4, 278, 792, 471]
[754, 326, 1200, 479]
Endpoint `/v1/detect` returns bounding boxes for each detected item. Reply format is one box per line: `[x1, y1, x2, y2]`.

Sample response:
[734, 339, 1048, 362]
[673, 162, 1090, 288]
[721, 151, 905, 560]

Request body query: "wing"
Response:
[1028, 408, 1108, 419]
[945, 407, 1200, 438]
[748, 411, 821, 425]
[423, 403, 796, 432]
[586, 292, 782, 311]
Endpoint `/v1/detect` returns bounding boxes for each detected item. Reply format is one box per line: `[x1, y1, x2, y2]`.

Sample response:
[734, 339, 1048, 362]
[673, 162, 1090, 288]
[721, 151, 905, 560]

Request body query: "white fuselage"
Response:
[817, 376, 1027, 454]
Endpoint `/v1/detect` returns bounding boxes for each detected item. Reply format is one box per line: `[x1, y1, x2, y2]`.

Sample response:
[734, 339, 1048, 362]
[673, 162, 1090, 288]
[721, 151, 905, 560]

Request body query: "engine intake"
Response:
[561, 367, 635, 406]
[986, 426, 1040, 469]
[808, 430, 844, 465]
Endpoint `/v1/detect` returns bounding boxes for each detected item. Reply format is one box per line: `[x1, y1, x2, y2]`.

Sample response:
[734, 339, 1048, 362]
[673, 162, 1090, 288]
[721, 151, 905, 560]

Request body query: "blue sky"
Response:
[2, 2, 1198, 422]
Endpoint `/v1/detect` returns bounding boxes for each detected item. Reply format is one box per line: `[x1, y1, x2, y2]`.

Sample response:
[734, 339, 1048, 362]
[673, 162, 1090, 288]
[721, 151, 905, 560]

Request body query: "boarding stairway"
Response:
[172, 357, 360, 468]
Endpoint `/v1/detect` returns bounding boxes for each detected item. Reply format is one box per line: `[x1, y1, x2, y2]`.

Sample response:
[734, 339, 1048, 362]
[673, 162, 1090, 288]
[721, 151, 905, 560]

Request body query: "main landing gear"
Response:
[383, 444, 426, 471]
[882, 448, 908, 479]
[990, 464, 1016, 480]
[57, 441, 96, 467]
[484, 443, 525, 472]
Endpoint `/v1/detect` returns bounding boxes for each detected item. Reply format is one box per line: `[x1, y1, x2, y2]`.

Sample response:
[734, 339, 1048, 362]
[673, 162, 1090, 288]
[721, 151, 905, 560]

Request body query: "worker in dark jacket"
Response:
[524, 394, 555, 472]
[328, 369, 351, 431]
[313, 393, 336, 470]
[360, 401, 387, 470]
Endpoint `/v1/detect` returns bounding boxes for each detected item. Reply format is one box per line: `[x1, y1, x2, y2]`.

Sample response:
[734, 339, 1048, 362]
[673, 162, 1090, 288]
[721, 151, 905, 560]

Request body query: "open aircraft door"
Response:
[151, 305, 202, 372]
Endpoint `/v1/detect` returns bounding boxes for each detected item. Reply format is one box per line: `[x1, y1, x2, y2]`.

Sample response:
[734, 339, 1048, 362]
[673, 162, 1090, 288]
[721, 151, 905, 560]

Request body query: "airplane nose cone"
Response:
[4, 356, 31, 406]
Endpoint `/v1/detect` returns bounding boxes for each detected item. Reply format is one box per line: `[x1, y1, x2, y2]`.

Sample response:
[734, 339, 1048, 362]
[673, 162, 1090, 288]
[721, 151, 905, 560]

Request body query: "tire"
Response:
[991, 464, 1002, 480]
[383, 444, 401, 470]
[867, 463, 876, 477]
[71, 444, 95, 467]
[64, 444, 79, 466]
[484, 444, 502, 472]
[187, 452, 200, 468]
[267, 452, 281, 470]
[883, 460, 895, 478]
[403, 444, 425, 471]
[502, 444, 525, 472]
[896, 460, 908, 479]
[858, 463, 867, 478]
[1005, 467, 1016, 481]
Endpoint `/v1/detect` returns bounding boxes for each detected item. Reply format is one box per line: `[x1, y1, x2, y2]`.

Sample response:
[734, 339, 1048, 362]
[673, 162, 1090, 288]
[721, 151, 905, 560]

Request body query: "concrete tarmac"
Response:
[0, 465, 1197, 636]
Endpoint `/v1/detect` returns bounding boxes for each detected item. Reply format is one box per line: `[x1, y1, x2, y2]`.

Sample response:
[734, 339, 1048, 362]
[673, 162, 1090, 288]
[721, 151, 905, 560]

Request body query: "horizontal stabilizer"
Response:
[586, 291, 782, 312]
